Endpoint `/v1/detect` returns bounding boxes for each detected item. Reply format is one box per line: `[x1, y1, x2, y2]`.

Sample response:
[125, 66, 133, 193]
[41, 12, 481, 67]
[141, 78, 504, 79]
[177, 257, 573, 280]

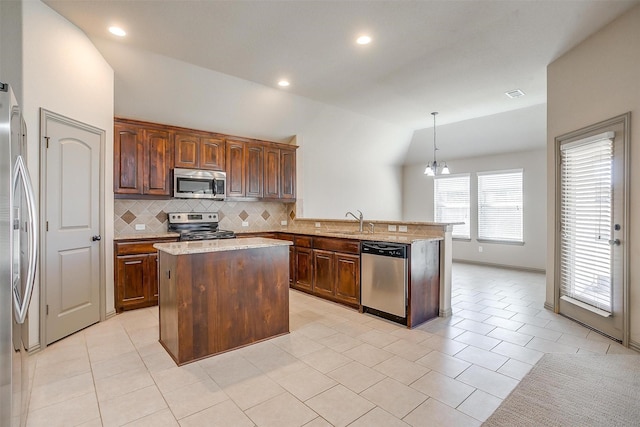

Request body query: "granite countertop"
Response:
[299, 230, 443, 243]
[154, 237, 292, 255]
[114, 232, 180, 241]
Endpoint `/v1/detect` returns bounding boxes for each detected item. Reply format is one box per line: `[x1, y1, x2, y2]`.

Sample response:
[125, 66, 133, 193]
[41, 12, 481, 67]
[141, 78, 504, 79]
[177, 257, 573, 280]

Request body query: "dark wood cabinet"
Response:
[114, 123, 144, 195]
[294, 247, 314, 292]
[226, 139, 245, 197]
[145, 128, 172, 196]
[282, 234, 360, 308]
[335, 253, 360, 305]
[245, 143, 264, 198]
[313, 249, 334, 297]
[175, 132, 225, 171]
[264, 146, 296, 200]
[280, 148, 296, 200]
[114, 120, 172, 197]
[114, 117, 296, 201]
[114, 237, 178, 312]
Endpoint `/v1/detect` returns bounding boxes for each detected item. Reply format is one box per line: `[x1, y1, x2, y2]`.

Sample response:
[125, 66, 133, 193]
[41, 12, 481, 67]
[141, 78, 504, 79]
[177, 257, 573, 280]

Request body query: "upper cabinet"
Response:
[114, 121, 172, 197]
[114, 118, 297, 201]
[175, 132, 225, 171]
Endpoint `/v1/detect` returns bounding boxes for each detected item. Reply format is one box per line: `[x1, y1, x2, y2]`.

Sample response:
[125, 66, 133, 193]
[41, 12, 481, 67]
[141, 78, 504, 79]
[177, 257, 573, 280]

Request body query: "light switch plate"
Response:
[242, 221, 249, 227]
[135, 224, 145, 231]
[281, 220, 288, 226]
[388, 225, 397, 232]
[398, 225, 408, 232]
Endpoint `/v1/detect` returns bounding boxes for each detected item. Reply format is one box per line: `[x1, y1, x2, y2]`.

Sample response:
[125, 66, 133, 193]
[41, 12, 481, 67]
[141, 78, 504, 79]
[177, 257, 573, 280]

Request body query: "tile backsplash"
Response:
[114, 199, 294, 236]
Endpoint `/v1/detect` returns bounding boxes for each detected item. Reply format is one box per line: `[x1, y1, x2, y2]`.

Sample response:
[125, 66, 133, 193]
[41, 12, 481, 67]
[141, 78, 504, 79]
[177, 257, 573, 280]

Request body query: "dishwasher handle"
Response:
[361, 241, 408, 258]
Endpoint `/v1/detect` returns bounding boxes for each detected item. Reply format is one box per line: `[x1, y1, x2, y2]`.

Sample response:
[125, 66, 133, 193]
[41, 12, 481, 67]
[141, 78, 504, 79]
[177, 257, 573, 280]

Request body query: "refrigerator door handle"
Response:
[13, 155, 38, 324]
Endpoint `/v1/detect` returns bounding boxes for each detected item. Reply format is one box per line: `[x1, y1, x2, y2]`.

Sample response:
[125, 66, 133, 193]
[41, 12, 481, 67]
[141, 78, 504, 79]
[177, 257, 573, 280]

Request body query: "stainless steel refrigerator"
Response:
[1, 82, 38, 426]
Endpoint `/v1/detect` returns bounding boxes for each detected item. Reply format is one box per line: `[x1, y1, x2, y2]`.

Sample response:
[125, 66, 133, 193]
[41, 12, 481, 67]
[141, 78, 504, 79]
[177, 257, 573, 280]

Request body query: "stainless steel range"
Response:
[168, 212, 236, 241]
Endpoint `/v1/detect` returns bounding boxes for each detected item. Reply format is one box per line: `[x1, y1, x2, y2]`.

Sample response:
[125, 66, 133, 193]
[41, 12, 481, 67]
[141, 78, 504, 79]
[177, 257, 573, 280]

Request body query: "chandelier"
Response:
[424, 112, 450, 176]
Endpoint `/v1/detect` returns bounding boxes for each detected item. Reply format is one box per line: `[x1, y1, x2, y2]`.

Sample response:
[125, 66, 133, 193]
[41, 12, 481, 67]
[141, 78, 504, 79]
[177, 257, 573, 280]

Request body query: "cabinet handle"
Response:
[125, 260, 143, 265]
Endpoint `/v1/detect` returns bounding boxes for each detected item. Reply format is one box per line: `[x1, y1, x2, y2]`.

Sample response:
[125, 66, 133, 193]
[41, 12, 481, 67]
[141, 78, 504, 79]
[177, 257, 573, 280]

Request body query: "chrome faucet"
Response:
[345, 210, 364, 232]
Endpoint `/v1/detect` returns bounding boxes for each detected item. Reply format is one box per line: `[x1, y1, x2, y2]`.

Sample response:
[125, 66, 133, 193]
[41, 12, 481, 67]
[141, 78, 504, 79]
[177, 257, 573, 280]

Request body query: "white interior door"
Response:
[556, 114, 629, 342]
[42, 111, 103, 345]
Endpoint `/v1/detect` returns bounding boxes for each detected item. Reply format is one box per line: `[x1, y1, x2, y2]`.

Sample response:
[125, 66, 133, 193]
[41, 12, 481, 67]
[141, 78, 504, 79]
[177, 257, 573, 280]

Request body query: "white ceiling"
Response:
[44, 0, 638, 160]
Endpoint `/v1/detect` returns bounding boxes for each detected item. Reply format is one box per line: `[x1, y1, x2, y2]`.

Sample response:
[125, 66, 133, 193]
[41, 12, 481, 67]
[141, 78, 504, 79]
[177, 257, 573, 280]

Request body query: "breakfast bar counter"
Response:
[154, 238, 292, 365]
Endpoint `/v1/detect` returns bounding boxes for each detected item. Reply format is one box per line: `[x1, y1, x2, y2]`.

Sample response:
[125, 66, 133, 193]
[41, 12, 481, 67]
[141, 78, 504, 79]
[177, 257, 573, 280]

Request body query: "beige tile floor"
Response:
[26, 263, 636, 427]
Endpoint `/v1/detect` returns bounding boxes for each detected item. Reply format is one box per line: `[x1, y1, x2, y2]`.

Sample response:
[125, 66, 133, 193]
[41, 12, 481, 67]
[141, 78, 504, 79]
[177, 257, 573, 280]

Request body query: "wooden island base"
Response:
[156, 241, 290, 365]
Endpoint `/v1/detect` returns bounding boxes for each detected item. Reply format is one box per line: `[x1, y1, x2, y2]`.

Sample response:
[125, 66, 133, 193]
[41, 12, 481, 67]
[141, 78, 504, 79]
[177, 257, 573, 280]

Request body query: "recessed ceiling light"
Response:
[505, 89, 525, 98]
[109, 26, 126, 37]
[356, 35, 372, 45]
[278, 80, 290, 87]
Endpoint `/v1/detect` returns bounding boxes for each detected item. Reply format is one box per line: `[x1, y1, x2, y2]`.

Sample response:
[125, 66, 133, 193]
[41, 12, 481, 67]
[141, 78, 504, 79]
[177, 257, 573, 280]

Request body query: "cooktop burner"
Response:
[168, 212, 236, 241]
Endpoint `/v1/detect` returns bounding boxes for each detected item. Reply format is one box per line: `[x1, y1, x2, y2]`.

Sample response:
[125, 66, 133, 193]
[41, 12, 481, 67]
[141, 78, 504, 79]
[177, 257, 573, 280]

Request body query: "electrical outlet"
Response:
[388, 225, 397, 232]
[242, 221, 249, 227]
[398, 225, 408, 232]
[478, 246, 483, 253]
[280, 220, 288, 226]
[135, 224, 145, 231]
[315, 222, 321, 228]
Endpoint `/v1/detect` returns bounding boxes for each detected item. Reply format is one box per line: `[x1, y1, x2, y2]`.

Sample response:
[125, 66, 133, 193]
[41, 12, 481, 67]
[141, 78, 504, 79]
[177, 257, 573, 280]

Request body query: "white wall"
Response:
[92, 39, 412, 221]
[547, 5, 640, 346]
[0, 0, 23, 102]
[403, 148, 546, 271]
[22, 0, 114, 347]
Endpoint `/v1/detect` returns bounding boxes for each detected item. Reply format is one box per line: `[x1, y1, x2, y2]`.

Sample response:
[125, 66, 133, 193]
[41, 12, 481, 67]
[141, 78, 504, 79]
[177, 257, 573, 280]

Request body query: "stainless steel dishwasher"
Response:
[361, 241, 409, 322]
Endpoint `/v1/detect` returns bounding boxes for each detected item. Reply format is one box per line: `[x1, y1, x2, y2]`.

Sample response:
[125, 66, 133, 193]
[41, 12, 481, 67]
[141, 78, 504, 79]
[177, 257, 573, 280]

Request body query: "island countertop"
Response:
[154, 237, 292, 256]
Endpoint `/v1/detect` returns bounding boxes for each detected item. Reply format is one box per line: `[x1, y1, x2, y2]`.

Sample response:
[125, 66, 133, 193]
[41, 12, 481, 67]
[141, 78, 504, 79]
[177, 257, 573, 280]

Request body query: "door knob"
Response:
[92, 235, 102, 241]
[608, 239, 620, 246]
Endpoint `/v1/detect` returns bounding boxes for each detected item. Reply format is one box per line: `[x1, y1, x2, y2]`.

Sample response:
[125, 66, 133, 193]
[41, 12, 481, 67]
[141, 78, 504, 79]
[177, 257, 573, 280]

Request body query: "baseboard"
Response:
[629, 340, 640, 353]
[453, 259, 545, 274]
[544, 302, 555, 312]
[439, 307, 453, 318]
[27, 343, 41, 354]
[105, 309, 117, 320]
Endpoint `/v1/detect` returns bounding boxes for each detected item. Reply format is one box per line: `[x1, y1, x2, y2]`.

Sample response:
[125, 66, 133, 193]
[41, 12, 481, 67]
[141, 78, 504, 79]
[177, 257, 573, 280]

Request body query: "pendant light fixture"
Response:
[424, 112, 450, 176]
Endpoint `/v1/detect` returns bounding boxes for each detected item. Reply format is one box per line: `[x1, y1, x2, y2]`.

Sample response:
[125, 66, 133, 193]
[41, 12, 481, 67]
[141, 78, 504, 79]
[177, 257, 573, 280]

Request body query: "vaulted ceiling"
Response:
[44, 0, 638, 161]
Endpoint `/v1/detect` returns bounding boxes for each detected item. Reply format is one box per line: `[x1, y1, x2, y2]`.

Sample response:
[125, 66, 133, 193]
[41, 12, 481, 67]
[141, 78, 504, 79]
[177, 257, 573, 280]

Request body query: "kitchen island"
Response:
[154, 238, 292, 365]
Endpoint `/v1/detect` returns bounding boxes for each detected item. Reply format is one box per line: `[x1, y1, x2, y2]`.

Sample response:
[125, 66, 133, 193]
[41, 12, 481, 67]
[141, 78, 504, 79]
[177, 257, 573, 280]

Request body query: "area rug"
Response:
[483, 353, 640, 426]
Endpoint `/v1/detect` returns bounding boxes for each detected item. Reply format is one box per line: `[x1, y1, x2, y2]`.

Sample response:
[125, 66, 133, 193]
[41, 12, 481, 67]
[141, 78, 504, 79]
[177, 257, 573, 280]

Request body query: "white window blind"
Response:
[434, 174, 470, 239]
[477, 170, 523, 243]
[559, 134, 613, 312]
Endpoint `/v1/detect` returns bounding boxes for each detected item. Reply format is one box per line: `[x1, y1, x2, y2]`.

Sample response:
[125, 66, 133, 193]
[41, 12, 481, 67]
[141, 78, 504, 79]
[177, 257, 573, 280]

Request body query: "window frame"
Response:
[433, 173, 471, 240]
[477, 168, 524, 244]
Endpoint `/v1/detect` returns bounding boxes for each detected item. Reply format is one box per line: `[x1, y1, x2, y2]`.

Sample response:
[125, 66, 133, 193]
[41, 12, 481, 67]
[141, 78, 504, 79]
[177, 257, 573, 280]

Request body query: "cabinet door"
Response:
[280, 148, 296, 200]
[294, 247, 313, 292]
[114, 124, 143, 194]
[226, 140, 245, 197]
[313, 249, 335, 297]
[335, 253, 360, 305]
[245, 143, 264, 198]
[174, 133, 200, 169]
[144, 129, 172, 196]
[264, 146, 280, 199]
[116, 255, 148, 311]
[149, 253, 159, 304]
[200, 137, 225, 170]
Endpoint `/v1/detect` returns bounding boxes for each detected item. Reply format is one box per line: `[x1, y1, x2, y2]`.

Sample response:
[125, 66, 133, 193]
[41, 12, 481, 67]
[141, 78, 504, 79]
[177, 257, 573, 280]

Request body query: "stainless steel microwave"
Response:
[173, 168, 226, 200]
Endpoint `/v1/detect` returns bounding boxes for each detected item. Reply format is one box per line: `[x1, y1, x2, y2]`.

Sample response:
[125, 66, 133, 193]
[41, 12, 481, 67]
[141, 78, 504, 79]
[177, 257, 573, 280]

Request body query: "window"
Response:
[477, 170, 523, 243]
[434, 174, 470, 239]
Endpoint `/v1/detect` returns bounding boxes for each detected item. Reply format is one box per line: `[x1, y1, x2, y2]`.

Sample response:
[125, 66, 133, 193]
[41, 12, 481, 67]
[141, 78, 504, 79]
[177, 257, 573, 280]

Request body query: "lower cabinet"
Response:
[285, 234, 361, 308]
[114, 237, 178, 312]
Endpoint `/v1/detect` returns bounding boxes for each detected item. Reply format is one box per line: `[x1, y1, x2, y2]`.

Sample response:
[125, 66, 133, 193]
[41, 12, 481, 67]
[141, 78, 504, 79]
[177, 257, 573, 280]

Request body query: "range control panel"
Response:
[168, 212, 219, 224]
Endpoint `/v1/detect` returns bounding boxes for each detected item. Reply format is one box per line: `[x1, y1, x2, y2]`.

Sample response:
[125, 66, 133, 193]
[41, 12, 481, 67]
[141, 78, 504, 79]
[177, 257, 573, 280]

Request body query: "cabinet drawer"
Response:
[313, 237, 360, 254]
[275, 233, 294, 243]
[294, 236, 313, 248]
[115, 238, 177, 255]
